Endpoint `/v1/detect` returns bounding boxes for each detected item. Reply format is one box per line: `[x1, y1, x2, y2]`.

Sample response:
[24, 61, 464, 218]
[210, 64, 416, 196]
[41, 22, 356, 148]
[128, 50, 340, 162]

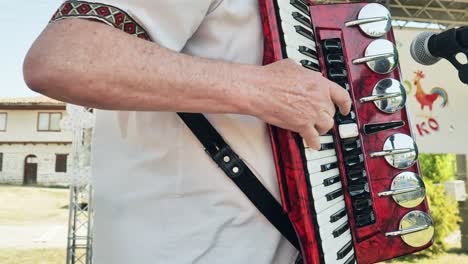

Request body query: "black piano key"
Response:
[330, 208, 347, 223]
[336, 111, 356, 124]
[323, 174, 341, 186]
[323, 39, 342, 52]
[333, 222, 349, 238]
[363, 121, 406, 135]
[355, 211, 376, 227]
[344, 255, 356, 264]
[300, 60, 320, 71]
[321, 161, 338, 172]
[290, 0, 309, 15]
[326, 188, 343, 201]
[337, 241, 353, 260]
[328, 68, 347, 80]
[294, 25, 315, 41]
[344, 153, 364, 168]
[326, 53, 345, 65]
[348, 182, 369, 197]
[353, 196, 372, 211]
[342, 140, 361, 152]
[320, 142, 335, 151]
[346, 166, 367, 182]
[298, 45, 318, 58]
[292, 12, 312, 29]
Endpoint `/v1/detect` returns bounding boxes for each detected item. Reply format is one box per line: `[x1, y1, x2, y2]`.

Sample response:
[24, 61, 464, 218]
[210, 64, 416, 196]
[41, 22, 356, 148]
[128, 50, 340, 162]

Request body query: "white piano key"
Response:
[312, 180, 342, 198]
[315, 198, 346, 227]
[282, 23, 316, 49]
[307, 156, 337, 174]
[278, 6, 312, 30]
[302, 135, 334, 148]
[313, 191, 343, 214]
[322, 230, 352, 262]
[308, 168, 340, 187]
[339, 123, 359, 140]
[316, 213, 348, 241]
[305, 148, 336, 161]
[278, 0, 310, 19]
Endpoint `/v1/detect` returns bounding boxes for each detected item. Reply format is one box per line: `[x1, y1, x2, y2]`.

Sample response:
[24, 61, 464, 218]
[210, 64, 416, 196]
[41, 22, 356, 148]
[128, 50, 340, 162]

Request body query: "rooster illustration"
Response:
[413, 70, 448, 111]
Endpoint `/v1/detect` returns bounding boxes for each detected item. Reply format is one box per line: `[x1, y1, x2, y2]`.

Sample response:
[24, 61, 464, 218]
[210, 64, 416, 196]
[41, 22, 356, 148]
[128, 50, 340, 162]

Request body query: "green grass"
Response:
[0, 185, 69, 225]
[0, 248, 66, 264]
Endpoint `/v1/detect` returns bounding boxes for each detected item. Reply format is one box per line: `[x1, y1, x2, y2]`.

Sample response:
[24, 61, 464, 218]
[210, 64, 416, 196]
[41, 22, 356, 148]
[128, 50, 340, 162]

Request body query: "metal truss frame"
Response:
[66, 184, 93, 264]
[313, 0, 468, 28]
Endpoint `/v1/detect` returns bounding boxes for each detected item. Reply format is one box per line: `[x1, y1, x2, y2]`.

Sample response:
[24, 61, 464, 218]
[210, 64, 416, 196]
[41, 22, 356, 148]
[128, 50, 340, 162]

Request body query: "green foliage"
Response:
[419, 154, 456, 183]
[423, 181, 460, 255]
[418, 154, 460, 255]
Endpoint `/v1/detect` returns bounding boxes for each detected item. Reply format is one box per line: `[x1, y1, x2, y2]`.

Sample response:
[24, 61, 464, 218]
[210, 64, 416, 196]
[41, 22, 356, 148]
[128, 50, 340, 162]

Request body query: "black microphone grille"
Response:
[410, 32, 441, 66]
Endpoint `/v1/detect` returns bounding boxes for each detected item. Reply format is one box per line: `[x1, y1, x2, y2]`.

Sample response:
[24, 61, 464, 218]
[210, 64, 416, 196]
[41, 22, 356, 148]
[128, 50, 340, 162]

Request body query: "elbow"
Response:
[23, 47, 55, 96]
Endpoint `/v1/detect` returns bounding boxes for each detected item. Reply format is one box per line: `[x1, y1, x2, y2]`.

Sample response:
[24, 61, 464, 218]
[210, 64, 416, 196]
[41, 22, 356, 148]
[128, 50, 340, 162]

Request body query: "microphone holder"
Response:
[428, 27, 468, 84]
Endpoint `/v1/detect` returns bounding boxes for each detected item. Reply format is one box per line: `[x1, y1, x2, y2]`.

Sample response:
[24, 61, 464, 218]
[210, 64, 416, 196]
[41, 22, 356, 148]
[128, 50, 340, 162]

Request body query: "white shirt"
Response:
[89, 0, 298, 263]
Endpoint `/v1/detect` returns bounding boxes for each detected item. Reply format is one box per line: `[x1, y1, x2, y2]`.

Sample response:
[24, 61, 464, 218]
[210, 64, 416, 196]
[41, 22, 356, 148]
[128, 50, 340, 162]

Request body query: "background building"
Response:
[0, 96, 72, 186]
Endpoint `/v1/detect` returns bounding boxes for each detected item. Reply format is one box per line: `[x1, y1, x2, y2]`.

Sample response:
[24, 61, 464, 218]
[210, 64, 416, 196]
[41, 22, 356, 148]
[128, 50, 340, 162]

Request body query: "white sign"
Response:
[394, 29, 468, 154]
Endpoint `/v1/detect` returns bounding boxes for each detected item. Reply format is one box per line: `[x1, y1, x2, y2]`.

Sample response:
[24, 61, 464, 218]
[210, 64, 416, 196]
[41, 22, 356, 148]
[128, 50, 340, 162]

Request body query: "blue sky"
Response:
[1, 0, 62, 98]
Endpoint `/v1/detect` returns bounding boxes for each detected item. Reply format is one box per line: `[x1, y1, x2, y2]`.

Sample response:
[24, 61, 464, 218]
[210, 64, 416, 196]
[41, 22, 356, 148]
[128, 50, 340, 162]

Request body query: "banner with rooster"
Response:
[395, 29, 468, 154]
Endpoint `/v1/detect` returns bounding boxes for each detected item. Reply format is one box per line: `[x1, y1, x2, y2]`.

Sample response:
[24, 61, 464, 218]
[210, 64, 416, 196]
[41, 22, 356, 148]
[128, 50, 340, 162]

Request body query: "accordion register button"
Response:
[353, 196, 373, 211]
[348, 182, 369, 197]
[328, 68, 348, 80]
[344, 153, 364, 167]
[323, 39, 342, 52]
[342, 139, 361, 152]
[326, 53, 345, 65]
[336, 111, 356, 124]
[355, 211, 376, 227]
[346, 166, 367, 182]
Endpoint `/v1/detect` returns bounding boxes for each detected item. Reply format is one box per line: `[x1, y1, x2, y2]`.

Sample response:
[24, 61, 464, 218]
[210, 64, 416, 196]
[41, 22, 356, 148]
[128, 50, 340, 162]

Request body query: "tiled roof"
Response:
[0, 96, 65, 108]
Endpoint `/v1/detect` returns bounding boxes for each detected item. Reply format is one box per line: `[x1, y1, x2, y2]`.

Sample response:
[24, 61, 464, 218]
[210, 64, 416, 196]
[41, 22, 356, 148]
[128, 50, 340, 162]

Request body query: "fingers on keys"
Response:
[301, 125, 321, 150]
[315, 111, 334, 135]
[329, 83, 351, 116]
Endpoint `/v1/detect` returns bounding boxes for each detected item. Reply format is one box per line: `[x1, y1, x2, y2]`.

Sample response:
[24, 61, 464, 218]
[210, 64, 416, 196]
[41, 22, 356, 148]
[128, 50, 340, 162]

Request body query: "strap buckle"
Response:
[211, 146, 244, 179]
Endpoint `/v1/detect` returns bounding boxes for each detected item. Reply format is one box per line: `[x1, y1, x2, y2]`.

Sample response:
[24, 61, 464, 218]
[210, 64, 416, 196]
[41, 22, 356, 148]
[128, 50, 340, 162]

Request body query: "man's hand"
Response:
[252, 59, 352, 150]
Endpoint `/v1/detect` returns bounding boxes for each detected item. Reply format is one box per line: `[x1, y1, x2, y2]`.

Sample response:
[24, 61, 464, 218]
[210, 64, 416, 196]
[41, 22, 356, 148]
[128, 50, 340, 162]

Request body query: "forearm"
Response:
[23, 19, 262, 114]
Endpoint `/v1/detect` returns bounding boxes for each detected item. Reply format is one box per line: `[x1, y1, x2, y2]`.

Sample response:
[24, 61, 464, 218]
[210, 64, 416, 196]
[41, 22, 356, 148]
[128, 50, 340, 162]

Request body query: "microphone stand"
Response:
[428, 27, 468, 84]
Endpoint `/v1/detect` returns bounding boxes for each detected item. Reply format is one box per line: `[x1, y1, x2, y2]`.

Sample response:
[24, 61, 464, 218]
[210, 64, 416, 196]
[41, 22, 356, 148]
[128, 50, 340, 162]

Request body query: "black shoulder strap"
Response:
[178, 113, 300, 250]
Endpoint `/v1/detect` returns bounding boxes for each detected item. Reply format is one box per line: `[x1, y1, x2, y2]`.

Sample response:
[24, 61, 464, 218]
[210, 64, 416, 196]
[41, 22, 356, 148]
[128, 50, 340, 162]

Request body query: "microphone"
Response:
[410, 27, 468, 84]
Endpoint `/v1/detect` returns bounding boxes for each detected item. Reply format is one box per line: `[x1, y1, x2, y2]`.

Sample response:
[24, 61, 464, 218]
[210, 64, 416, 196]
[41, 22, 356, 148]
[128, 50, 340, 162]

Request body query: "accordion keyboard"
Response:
[260, 1, 434, 264]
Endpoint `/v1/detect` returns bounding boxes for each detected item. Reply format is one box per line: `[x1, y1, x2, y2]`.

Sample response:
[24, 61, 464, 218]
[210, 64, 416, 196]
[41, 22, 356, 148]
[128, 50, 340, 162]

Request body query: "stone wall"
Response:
[0, 143, 72, 186]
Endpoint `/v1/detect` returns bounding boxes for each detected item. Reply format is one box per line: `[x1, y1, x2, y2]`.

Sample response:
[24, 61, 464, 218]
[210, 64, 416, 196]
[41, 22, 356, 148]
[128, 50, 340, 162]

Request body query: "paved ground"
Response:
[0, 224, 68, 249]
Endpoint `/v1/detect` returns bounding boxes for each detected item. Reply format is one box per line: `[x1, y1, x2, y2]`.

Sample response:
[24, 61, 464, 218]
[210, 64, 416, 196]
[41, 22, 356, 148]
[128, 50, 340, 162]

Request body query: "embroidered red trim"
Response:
[50, 1, 151, 41]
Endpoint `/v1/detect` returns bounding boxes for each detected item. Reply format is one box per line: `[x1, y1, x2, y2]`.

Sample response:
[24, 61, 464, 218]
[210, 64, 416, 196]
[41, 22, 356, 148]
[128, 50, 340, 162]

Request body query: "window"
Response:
[0, 153, 3, 172]
[38, 112, 62, 131]
[55, 154, 68, 173]
[0, 113, 6, 131]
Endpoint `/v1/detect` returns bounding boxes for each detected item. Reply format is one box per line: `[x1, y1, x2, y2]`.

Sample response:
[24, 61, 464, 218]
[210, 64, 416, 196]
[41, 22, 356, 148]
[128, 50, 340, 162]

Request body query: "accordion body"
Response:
[260, 1, 434, 264]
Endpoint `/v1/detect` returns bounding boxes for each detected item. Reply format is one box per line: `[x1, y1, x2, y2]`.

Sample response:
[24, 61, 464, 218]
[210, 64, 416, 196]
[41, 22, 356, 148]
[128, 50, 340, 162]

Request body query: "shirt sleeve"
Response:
[58, 0, 217, 52]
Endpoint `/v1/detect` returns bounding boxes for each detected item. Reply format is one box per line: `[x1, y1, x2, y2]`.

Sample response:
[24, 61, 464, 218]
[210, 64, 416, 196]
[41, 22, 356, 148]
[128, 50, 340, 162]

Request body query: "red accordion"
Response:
[260, 1, 434, 264]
